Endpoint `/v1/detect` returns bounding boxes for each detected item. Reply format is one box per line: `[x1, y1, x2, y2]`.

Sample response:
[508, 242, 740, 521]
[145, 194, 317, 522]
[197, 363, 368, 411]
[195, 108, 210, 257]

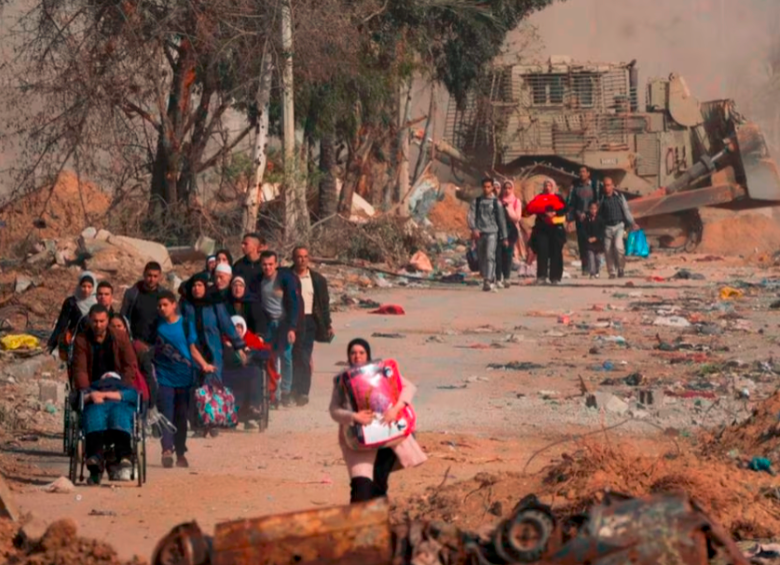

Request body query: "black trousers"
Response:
[535, 230, 564, 282]
[350, 448, 397, 503]
[495, 235, 519, 282]
[292, 315, 316, 397]
[575, 222, 589, 270]
[85, 430, 132, 463]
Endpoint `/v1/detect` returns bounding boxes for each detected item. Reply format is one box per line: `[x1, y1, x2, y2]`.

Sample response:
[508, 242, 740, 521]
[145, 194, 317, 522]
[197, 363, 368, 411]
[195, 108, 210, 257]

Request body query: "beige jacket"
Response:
[329, 374, 427, 480]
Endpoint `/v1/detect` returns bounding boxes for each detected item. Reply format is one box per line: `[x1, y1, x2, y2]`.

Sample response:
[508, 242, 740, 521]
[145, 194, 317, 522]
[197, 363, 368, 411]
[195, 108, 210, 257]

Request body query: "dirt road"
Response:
[8, 269, 767, 561]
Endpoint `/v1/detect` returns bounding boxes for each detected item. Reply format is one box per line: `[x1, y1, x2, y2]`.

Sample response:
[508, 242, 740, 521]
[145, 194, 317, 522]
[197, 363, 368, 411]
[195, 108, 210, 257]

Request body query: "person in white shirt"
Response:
[291, 246, 334, 407]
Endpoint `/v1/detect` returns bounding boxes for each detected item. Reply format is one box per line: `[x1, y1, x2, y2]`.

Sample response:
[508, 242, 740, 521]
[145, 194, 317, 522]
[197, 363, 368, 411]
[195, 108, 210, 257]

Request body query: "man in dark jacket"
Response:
[232, 233, 269, 293]
[120, 261, 166, 345]
[567, 166, 603, 276]
[291, 246, 333, 407]
[258, 251, 300, 407]
[72, 305, 138, 391]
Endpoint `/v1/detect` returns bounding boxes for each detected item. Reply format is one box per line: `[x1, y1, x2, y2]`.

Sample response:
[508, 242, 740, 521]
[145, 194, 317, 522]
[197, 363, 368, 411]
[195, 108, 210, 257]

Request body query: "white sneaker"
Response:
[117, 467, 133, 482]
[495, 280, 505, 289]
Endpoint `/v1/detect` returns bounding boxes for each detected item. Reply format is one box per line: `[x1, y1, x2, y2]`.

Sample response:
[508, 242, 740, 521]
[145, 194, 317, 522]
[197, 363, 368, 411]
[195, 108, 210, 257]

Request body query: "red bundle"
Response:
[525, 193, 565, 215]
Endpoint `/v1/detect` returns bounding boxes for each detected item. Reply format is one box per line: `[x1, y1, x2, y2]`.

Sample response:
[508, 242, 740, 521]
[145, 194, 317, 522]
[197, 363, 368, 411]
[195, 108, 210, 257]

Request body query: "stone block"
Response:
[108, 235, 173, 270]
[0, 474, 19, 521]
[80, 226, 97, 239]
[38, 380, 66, 405]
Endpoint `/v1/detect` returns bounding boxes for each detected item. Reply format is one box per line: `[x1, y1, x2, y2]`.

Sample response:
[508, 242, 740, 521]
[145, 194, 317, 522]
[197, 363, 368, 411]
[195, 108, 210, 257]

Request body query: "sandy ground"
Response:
[6, 258, 780, 561]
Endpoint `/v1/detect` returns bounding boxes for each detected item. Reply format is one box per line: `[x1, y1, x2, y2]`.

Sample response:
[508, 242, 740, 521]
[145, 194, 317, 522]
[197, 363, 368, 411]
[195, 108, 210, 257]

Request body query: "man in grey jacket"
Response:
[598, 177, 638, 279]
[468, 178, 509, 291]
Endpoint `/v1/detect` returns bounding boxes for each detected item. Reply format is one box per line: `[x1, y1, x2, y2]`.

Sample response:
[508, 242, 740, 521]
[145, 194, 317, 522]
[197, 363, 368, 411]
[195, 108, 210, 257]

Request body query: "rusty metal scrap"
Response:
[151, 493, 751, 565]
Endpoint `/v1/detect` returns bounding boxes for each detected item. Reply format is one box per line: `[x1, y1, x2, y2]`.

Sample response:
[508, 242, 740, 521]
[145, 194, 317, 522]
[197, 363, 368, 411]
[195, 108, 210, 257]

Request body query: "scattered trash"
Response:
[670, 269, 705, 281]
[369, 304, 406, 315]
[487, 361, 543, 371]
[585, 391, 629, 414]
[719, 286, 744, 300]
[42, 477, 76, 494]
[557, 315, 571, 325]
[408, 251, 433, 273]
[653, 316, 691, 328]
[438, 273, 465, 284]
[437, 384, 468, 390]
[89, 509, 118, 517]
[746, 457, 775, 475]
[371, 332, 406, 339]
[0, 334, 41, 351]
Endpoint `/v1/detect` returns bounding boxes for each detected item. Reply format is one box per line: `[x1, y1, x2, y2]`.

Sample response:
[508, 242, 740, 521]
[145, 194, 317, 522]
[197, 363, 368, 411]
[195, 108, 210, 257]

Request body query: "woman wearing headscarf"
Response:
[181, 272, 247, 437]
[496, 180, 522, 288]
[329, 338, 426, 504]
[226, 276, 267, 337]
[215, 249, 234, 268]
[47, 271, 98, 359]
[525, 178, 567, 285]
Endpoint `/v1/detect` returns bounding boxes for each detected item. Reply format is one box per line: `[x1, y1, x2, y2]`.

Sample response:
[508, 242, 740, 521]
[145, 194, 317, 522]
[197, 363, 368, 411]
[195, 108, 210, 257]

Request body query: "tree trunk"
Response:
[242, 48, 274, 233]
[280, 0, 310, 242]
[319, 132, 338, 218]
[413, 83, 436, 185]
[396, 78, 412, 216]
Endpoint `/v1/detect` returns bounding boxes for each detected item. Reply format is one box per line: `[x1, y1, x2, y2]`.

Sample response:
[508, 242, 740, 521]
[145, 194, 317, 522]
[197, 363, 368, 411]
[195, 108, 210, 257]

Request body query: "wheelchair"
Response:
[67, 390, 147, 487]
[223, 348, 271, 432]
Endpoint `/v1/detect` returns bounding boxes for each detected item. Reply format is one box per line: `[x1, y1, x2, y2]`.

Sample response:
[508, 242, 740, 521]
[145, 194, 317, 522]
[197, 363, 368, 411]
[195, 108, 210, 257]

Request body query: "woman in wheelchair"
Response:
[82, 371, 138, 485]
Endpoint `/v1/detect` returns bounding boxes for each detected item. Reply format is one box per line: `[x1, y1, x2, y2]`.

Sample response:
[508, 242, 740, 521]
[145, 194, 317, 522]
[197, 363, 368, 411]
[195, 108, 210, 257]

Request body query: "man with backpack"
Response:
[598, 177, 639, 279]
[467, 177, 508, 292]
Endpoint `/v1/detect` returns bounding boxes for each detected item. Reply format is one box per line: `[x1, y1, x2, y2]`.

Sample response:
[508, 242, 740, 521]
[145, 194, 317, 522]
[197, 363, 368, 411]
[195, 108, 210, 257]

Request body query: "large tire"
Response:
[495, 509, 556, 563]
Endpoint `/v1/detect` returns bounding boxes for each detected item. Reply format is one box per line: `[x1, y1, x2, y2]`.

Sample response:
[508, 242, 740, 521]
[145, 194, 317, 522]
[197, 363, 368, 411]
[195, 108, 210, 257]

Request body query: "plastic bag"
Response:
[466, 245, 479, 272]
[0, 334, 40, 351]
[626, 229, 650, 258]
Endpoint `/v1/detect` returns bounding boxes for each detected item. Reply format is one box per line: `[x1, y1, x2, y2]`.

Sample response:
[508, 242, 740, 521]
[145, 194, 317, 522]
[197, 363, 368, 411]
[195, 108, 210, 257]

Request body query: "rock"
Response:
[39, 380, 66, 405]
[434, 232, 450, 244]
[78, 238, 112, 256]
[408, 251, 434, 273]
[6, 355, 57, 380]
[14, 276, 34, 294]
[107, 235, 173, 270]
[167, 273, 183, 295]
[95, 229, 112, 241]
[80, 226, 97, 239]
[42, 477, 76, 494]
[195, 235, 216, 257]
[26, 250, 54, 266]
[39, 519, 78, 551]
[357, 276, 373, 288]
[587, 392, 629, 415]
[54, 251, 68, 266]
[0, 474, 19, 520]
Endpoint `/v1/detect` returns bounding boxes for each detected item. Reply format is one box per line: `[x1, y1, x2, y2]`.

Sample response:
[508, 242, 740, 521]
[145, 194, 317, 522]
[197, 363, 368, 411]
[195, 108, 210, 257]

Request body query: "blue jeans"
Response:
[157, 385, 190, 457]
[267, 320, 293, 399]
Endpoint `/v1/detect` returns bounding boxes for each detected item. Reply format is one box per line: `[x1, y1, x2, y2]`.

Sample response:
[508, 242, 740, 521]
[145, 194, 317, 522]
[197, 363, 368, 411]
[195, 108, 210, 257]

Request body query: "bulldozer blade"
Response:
[211, 498, 392, 565]
[629, 184, 746, 219]
[735, 122, 780, 202]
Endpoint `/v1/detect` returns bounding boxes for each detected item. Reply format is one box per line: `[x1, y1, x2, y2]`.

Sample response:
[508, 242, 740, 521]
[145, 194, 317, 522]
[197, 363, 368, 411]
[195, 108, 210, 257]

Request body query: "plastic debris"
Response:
[369, 304, 406, 315]
[653, 316, 691, 328]
[0, 334, 41, 351]
[719, 286, 744, 300]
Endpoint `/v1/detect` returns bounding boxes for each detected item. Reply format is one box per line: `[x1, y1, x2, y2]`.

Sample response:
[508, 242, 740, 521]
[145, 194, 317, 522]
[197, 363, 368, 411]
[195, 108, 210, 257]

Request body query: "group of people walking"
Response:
[48, 236, 334, 484]
[468, 166, 638, 289]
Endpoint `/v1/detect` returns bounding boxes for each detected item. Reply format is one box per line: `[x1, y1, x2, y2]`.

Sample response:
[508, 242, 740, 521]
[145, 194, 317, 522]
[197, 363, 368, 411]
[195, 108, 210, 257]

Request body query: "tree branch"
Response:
[197, 123, 254, 173]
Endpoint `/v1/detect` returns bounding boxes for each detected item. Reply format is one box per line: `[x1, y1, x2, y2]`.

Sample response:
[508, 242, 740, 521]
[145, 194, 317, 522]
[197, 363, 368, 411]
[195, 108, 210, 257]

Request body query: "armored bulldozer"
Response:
[441, 56, 780, 249]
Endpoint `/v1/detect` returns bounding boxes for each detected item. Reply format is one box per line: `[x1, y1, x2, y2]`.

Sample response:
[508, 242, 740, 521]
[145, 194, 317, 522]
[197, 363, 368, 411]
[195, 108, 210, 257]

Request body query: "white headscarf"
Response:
[542, 177, 558, 194]
[230, 315, 247, 338]
[75, 271, 98, 317]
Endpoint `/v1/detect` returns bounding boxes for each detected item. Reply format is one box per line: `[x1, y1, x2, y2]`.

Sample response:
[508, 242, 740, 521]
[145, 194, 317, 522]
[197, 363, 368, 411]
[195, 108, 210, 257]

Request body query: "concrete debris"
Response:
[408, 251, 433, 273]
[38, 380, 66, 405]
[14, 276, 34, 294]
[80, 226, 97, 239]
[586, 391, 629, 415]
[42, 476, 76, 494]
[108, 235, 173, 270]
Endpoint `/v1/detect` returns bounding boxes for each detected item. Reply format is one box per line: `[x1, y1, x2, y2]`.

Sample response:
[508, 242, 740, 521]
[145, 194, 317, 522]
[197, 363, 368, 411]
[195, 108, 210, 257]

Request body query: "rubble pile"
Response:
[394, 440, 780, 540]
[0, 517, 146, 565]
[708, 390, 780, 460]
[0, 172, 111, 255]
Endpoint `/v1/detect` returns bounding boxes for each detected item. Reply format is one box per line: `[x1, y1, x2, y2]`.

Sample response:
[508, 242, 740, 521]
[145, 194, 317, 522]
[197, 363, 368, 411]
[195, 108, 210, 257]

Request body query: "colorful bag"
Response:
[338, 358, 417, 451]
[195, 377, 238, 428]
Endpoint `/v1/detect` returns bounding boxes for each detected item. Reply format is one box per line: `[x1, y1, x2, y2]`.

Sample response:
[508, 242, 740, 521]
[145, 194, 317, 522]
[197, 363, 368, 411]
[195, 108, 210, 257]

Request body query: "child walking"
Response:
[582, 201, 606, 279]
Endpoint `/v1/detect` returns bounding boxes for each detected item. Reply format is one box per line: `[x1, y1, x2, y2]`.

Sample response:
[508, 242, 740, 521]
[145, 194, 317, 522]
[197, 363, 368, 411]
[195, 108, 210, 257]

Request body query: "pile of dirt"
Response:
[1, 518, 146, 564]
[0, 171, 111, 254]
[698, 212, 780, 257]
[427, 190, 469, 238]
[394, 441, 780, 539]
[706, 390, 780, 460]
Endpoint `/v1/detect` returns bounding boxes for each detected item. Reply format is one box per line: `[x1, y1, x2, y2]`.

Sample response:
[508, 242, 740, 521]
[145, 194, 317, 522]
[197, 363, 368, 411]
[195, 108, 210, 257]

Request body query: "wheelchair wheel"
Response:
[62, 405, 70, 454]
[67, 424, 81, 484]
[141, 420, 147, 484]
